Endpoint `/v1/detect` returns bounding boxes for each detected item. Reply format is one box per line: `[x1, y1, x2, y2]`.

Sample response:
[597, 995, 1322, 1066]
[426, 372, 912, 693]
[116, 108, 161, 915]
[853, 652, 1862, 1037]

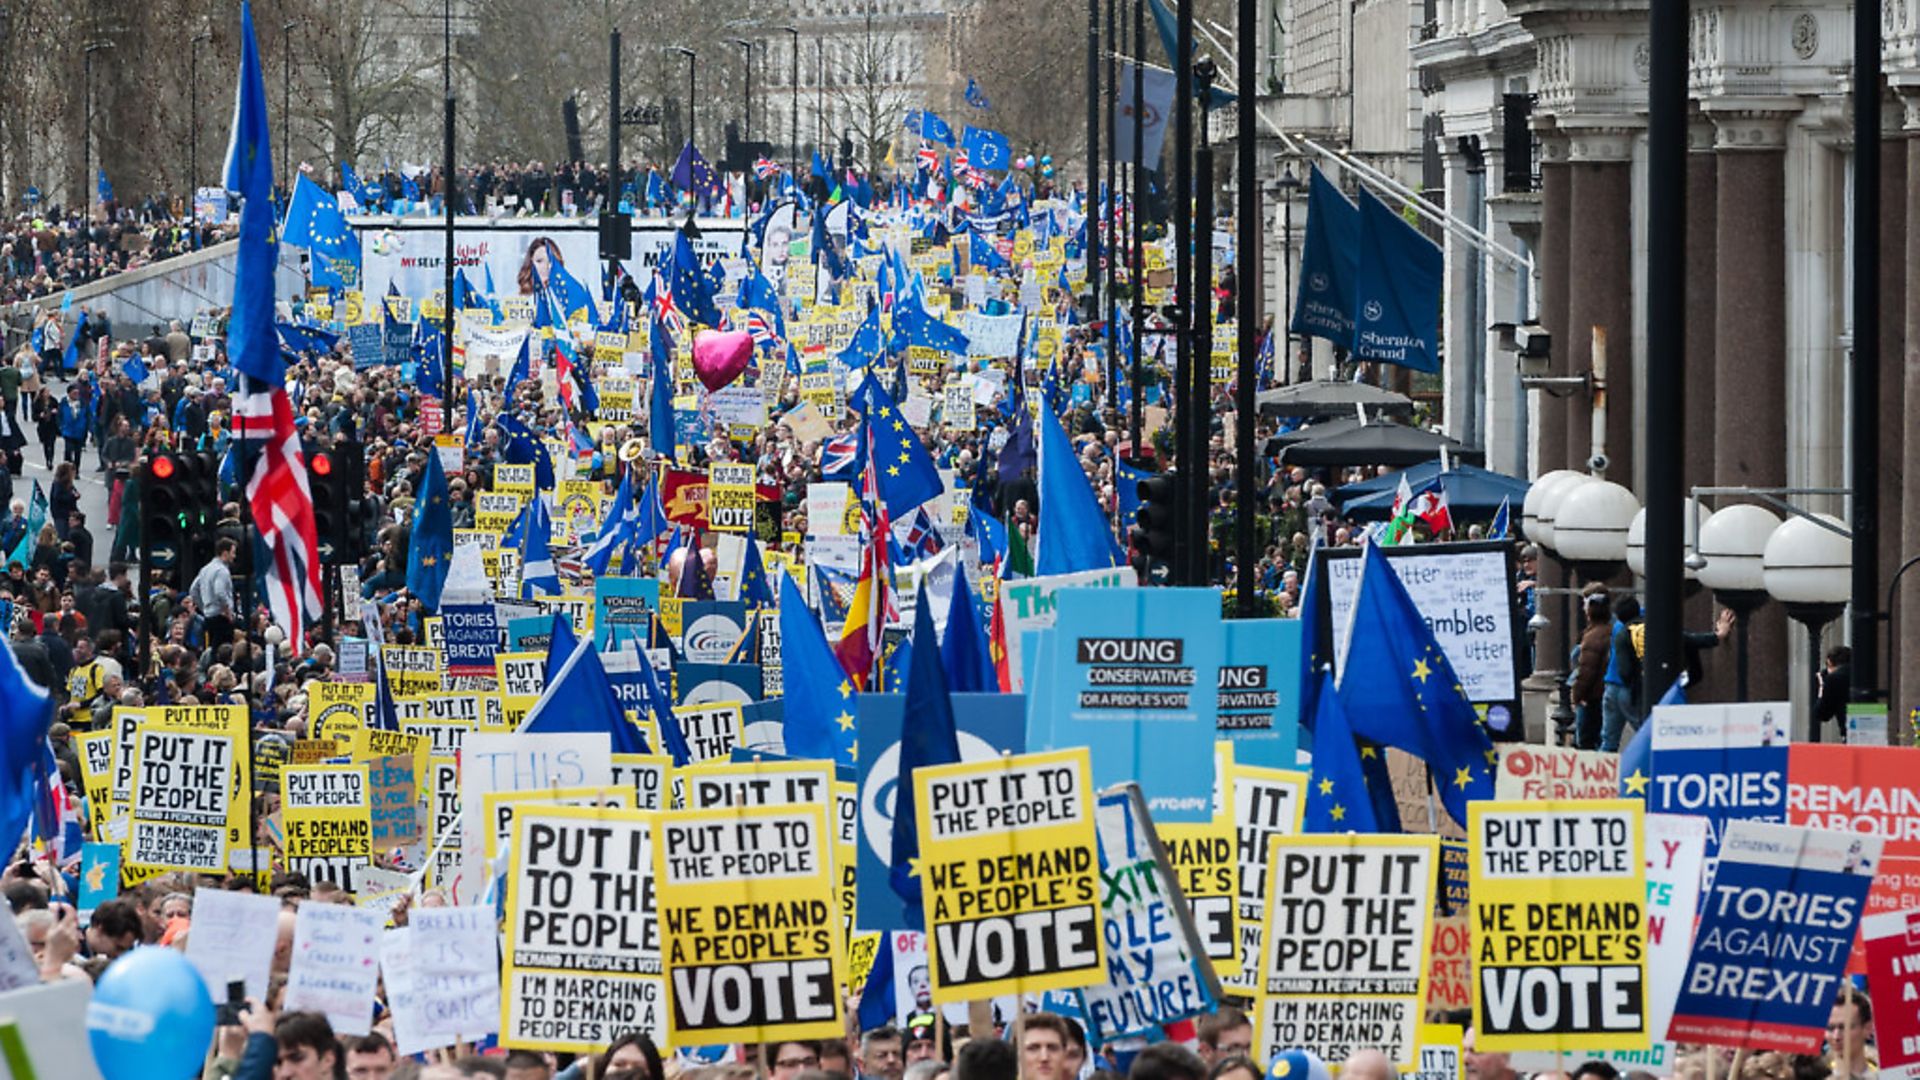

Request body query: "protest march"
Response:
[0, 7, 1914, 1080]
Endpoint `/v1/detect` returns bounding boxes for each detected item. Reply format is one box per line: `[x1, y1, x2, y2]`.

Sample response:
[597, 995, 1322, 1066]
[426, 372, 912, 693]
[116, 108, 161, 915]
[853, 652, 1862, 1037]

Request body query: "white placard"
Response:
[1324, 546, 1519, 702]
[184, 889, 282, 1003]
[284, 903, 384, 1035]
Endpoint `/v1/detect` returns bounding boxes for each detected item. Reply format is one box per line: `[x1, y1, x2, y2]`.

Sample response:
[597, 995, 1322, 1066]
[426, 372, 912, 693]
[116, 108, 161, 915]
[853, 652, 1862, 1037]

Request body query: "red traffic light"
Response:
[150, 455, 177, 481]
[311, 452, 335, 477]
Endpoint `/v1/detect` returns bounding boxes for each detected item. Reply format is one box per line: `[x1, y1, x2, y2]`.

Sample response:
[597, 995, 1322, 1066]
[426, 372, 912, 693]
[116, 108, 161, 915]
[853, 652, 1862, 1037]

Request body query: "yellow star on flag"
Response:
[1359, 745, 1377, 759]
[893, 420, 905, 431]
[1412, 658, 1433, 683]
[1624, 769, 1649, 796]
[887, 465, 900, 476]
[1330, 804, 1346, 823]
[839, 680, 852, 698]
[1317, 777, 1334, 796]
[1454, 766, 1475, 790]
[836, 711, 856, 731]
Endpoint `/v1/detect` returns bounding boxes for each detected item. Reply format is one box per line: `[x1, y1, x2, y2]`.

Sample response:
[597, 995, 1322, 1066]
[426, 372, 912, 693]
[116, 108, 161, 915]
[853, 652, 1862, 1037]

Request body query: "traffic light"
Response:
[141, 453, 192, 589]
[177, 451, 222, 575]
[307, 441, 365, 566]
[1128, 470, 1178, 576]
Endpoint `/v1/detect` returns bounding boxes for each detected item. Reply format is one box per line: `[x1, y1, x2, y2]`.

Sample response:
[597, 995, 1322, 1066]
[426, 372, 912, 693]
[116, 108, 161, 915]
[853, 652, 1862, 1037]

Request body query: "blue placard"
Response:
[679, 600, 748, 662]
[1668, 821, 1876, 1052]
[1028, 587, 1222, 823]
[79, 842, 120, 925]
[347, 322, 384, 370]
[1649, 703, 1788, 860]
[506, 614, 554, 652]
[441, 601, 500, 676]
[676, 662, 761, 705]
[855, 692, 1028, 930]
[1216, 618, 1302, 769]
[595, 577, 661, 650]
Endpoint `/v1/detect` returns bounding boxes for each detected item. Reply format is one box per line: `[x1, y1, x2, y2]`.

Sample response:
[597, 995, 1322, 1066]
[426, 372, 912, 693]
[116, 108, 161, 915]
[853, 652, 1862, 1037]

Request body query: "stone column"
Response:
[1536, 134, 1571, 478]
[1562, 124, 1637, 489]
[1899, 91, 1920, 729]
[1709, 106, 1792, 703]
[1440, 142, 1479, 443]
[1880, 113, 1908, 722]
[1685, 119, 1729, 704]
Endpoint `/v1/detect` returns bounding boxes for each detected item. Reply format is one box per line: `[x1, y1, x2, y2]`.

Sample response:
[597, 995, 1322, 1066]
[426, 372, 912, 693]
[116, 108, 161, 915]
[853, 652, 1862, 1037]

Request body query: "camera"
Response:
[215, 980, 247, 1027]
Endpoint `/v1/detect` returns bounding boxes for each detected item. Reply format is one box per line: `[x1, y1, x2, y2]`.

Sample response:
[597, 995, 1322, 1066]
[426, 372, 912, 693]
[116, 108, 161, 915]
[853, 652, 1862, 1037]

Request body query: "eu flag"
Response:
[903, 109, 956, 147]
[405, 447, 453, 611]
[222, 1, 280, 385]
[671, 141, 723, 204]
[940, 568, 995, 693]
[1303, 671, 1381, 833]
[739, 536, 775, 608]
[283, 174, 361, 289]
[853, 375, 943, 517]
[1619, 675, 1686, 799]
[778, 571, 857, 767]
[1035, 397, 1123, 574]
[669, 228, 723, 328]
[965, 77, 991, 110]
[889, 294, 970, 355]
[0, 620, 54, 862]
[1335, 540, 1495, 824]
[838, 304, 886, 370]
[960, 126, 1012, 172]
[1116, 458, 1149, 532]
[890, 588, 961, 922]
[497, 414, 555, 490]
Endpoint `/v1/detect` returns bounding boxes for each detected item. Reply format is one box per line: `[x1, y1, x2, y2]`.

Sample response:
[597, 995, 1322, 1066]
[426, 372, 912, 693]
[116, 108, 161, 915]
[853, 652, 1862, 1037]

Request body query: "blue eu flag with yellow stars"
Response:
[739, 536, 775, 608]
[405, 448, 453, 611]
[1335, 539, 1494, 824]
[851, 374, 943, 517]
[669, 228, 724, 329]
[1304, 670, 1381, 833]
[777, 571, 856, 768]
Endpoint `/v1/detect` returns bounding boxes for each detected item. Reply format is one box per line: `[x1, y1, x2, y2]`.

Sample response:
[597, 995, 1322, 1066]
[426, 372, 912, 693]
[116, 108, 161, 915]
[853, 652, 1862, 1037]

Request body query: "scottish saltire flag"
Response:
[522, 636, 648, 753]
[965, 77, 991, 109]
[226, 3, 321, 651]
[518, 496, 561, 598]
[584, 470, 636, 576]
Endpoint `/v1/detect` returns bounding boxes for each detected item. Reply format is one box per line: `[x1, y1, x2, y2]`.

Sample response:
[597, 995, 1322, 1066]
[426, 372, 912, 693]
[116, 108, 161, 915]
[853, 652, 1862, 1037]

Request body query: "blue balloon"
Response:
[1268, 1050, 1331, 1080]
[86, 947, 216, 1080]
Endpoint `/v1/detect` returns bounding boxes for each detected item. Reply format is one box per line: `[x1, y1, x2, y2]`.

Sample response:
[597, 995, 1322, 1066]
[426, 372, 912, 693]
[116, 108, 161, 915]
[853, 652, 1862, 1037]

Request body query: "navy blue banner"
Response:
[1289, 166, 1359, 346]
[1350, 188, 1443, 373]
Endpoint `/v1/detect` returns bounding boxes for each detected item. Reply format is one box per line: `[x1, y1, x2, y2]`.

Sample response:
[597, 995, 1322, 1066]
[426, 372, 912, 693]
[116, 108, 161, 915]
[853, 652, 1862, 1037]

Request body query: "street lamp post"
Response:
[1697, 504, 1783, 703]
[783, 26, 800, 173]
[673, 47, 697, 149]
[731, 38, 753, 145]
[1763, 514, 1853, 740]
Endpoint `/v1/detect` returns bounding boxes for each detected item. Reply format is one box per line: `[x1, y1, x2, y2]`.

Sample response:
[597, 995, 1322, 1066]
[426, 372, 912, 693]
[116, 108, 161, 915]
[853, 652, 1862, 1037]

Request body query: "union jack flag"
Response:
[820, 428, 861, 481]
[753, 157, 781, 180]
[745, 309, 784, 351]
[915, 143, 941, 172]
[230, 372, 323, 652]
[650, 270, 687, 338]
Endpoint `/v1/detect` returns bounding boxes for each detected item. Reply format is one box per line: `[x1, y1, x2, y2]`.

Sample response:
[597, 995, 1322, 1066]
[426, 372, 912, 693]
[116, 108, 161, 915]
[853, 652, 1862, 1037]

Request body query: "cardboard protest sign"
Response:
[1030, 588, 1220, 823]
[428, 757, 464, 894]
[282, 764, 374, 891]
[442, 602, 501, 677]
[1259, 834, 1438, 1066]
[127, 705, 249, 873]
[683, 759, 834, 812]
[1428, 914, 1471, 1012]
[382, 645, 443, 696]
[1159, 820, 1238, 980]
[1646, 702, 1787, 859]
[1322, 542, 1524, 708]
[1864, 908, 1920, 1079]
[460, 732, 614, 897]
[1416, 1025, 1464, 1080]
[656, 804, 845, 1045]
[1226, 763, 1308, 995]
[496, 652, 547, 697]
[675, 702, 745, 763]
[1494, 746, 1619, 801]
[482, 786, 631, 864]
[1669, 820, 1878, 1052]
[915, 748, 1104, 1003]
[503, 806, 666, 1051]
[1788, 743, 1920, 969]
[307, 681, 376, 743]
[1077, 785, 1220, 1044]
[610, 754, 673, 812]
[284, 903, 383, 1035]
[1469, 799, 1647, 1051]
[385, 907, 500, 1055]
[75, 729, 115, 838]
[185, 889, 281, 1003]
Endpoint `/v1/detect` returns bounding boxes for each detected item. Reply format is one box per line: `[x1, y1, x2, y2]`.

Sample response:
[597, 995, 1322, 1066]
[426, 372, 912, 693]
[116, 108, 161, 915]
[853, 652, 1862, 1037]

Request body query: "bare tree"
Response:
[822, 2, 916, 175]
[288, 0, 441, 176]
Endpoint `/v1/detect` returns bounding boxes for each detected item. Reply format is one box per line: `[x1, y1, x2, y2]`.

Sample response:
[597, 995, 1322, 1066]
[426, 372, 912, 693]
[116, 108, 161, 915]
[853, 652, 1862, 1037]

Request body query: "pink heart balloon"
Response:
[691, 329, 754, 393]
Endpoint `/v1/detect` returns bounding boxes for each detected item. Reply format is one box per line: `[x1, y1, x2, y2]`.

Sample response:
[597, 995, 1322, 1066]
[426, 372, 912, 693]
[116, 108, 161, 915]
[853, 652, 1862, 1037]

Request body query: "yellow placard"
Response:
[481, 785, 631, 865]
[1257, 834, 1440, 1067]
[1468, 799, 1647, 1052]
[502, 804, 667, 1052]
[1159, 820, 1239, 980]
[495, 464, 537, 494]
[307, 680, 375, 747]
[75, 728, 116, 839]
[656, 803, 845, 1044]
[281, 763, 374, 891]
[1226, 763, 1308, 994]
[382, 646, 443, 697]
[915, 747, 1104, 1003]
[610, 754, 674, 812]
[125, 706, 250, 874]
[707, 463, 757, 534]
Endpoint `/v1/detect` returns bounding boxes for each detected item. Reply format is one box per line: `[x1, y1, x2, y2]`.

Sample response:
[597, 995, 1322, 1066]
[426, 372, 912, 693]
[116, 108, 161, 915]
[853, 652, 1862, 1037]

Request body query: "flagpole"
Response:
[1233, 0, 1257, 614]
[1128, 0, 1146, 467]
